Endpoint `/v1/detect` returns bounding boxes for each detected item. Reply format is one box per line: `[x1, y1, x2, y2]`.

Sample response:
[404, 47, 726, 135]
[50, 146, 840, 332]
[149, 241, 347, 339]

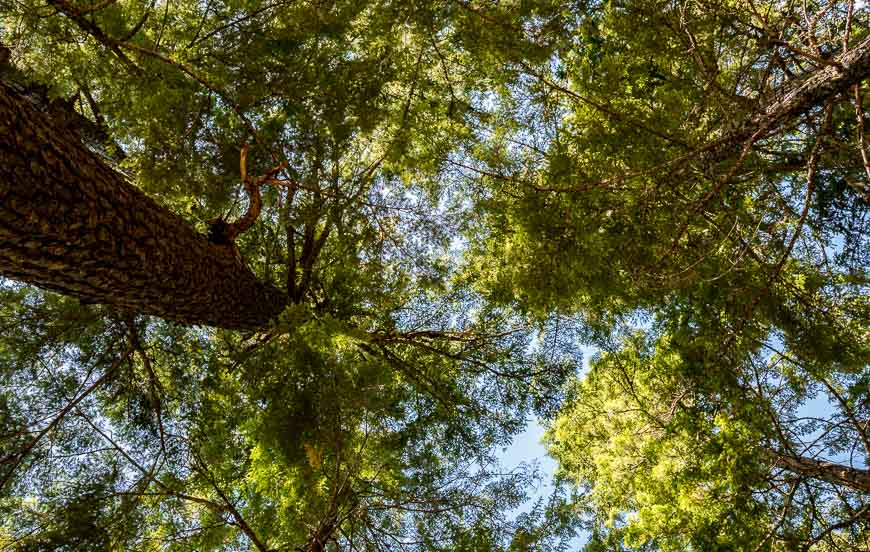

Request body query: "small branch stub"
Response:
[208, 145, 287, 245]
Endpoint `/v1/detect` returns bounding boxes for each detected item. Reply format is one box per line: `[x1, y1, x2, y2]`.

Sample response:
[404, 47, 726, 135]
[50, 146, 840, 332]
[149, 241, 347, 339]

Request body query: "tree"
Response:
[0, 0, 868, 550]
[0, 284, 579, 550]
[0, 79, 286, 329]
[0, 0, 580, 549]
[449, 0, 870, 549]
[463, 0, 869, 322]
[546, 332, 870, 550]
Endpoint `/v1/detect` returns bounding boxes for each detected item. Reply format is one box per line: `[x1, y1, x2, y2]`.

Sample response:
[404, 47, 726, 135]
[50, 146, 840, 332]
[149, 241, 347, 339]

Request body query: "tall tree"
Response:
[0, 79, 286, 329]
[1, 0, 868, 549]
[452, 0, 870, 549]
[547, 331, 870, 550]
[0, 0, 580, 549]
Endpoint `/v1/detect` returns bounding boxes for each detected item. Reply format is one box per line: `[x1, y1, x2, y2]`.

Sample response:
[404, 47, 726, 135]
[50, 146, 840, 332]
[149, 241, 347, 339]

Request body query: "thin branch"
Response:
[46, 0, 141, 73]
[755, 477, 801, 552]
[844, 0, 855, 51]
[853, 84, 870, 182]
[190, 450, 271, 552]
[768, 101, 832, 283]
[71, 0, 118, 16]
[118, 0, 155, 42]
[77, 411, 226, 513]
[0, 340, 134, 491]
[187, 1, 291, 48]
[516, 60, 689, 148]
[803, 504, 870, 550]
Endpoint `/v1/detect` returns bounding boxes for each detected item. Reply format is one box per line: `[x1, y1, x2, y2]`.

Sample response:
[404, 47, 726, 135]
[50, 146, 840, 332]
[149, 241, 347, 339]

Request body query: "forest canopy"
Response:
[0, 0, 868, 550]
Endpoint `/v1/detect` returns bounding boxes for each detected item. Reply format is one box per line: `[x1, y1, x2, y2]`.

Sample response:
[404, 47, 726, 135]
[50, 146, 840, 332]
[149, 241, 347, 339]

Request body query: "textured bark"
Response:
[0, 80, 287, 330]
[704, 35, 870, 160]
[767, 449, 870, 493]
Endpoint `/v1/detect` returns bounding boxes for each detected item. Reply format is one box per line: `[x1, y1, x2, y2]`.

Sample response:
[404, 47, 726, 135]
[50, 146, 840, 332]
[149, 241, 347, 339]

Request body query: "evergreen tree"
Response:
[0, 0, 868, 550]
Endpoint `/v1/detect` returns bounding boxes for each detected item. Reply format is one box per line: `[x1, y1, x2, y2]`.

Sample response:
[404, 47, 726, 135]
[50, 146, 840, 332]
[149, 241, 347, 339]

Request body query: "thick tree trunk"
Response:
[0, 81, 287, 330]
[767, 449, 870, 493]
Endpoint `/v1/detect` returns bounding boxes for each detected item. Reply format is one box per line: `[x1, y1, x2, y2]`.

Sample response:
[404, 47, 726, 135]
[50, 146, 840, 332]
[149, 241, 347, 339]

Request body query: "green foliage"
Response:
[1, 0, 869, 550]
[547, 328, 870, 550]
[547, 336, 769, 550]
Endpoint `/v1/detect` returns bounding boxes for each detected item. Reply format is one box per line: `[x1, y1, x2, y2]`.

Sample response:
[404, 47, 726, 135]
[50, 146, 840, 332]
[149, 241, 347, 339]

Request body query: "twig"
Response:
[853, 84, 870, 182]
[71, 0, 118, 15]
[0, 340, 134, 491]
[190, 450, 271, 552]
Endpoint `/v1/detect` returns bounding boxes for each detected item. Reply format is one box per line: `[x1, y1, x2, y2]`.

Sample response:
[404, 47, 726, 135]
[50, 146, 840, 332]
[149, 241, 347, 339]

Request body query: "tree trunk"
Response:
[0, 80, 287, 330]
[700, 35, 870, 162]
[767, 449, 870, 493]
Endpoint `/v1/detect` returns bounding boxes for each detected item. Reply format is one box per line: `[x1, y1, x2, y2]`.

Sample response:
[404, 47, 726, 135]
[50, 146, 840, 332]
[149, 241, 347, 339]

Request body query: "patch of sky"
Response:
[759, 331, 868, 471]
[496, 343, 596, 546]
